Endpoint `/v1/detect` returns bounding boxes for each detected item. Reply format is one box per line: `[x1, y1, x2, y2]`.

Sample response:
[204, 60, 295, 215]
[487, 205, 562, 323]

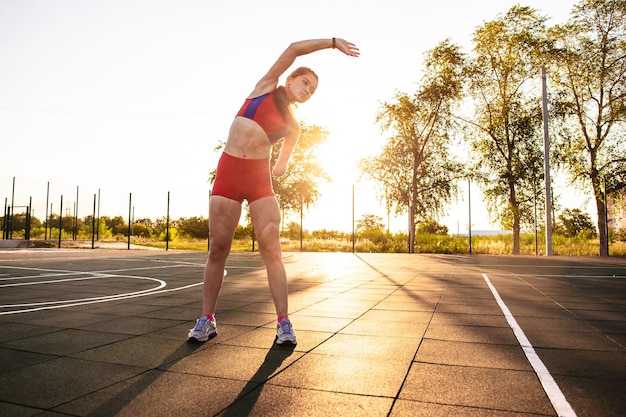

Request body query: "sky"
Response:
[0, 0, 582, 234]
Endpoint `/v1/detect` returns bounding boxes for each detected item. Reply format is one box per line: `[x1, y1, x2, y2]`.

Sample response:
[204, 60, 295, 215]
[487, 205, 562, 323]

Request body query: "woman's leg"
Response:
[249, 196, 288, 317]
[202, 195, 242, 316]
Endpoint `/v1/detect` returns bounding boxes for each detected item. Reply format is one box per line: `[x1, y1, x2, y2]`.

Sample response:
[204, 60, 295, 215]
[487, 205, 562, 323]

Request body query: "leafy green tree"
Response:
[548, 0, 626, 256]
[283, 221, 303, 240]
[356, 214, 385, 233]
[159, 227, 178, 242]
[177, 216, 209, 239]
[557, 208, 597, 237]
[463, 6, 549, 254]
[48, 213, 75, 234]
[360, 40, 464, 252]
[132, 223, 153, 238]
[102, 215, 128, 236]
[1, 212, 42, 232]
[417, 219, 449, 235]
[234, 223, 253, 240]
[135, 218, 154, 227]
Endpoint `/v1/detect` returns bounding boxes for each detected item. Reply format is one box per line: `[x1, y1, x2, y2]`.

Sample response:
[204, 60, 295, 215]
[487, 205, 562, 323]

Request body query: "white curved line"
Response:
[0, 279, 202, 315]
[0, 275, 166, 308]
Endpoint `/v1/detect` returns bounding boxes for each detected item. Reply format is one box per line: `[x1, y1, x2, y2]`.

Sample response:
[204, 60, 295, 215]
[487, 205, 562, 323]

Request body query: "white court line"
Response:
[482, 273, 577, 417]
[0, 280, 203, 315]
[0, 274, 166, 307]
[0, 264, 174, 315]
[0, 261, 254, 315]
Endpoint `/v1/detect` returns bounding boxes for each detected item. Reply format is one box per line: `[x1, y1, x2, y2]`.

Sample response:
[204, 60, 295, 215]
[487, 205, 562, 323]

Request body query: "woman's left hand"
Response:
[334, 38, 360, 57]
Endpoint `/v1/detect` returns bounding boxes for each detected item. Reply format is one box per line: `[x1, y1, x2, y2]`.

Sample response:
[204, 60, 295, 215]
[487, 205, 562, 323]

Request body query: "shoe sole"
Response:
[188, 331, 217, 343]
[275, 336, 297, 345]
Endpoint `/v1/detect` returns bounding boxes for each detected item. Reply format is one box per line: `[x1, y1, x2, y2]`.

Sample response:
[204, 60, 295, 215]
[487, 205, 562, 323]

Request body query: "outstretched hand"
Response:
[334, 38, 360, 57]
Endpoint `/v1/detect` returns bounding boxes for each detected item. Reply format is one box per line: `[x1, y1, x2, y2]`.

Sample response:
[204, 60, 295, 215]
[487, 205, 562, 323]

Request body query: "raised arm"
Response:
[250, 38, 360, 97]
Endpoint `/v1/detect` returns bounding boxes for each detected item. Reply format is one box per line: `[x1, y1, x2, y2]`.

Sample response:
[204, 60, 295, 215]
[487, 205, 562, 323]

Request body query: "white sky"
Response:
[0, 0, 582, 234]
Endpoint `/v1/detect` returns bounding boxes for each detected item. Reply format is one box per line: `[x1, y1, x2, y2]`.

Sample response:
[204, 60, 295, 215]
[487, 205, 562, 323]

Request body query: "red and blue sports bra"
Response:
[236, 92, 290, 144]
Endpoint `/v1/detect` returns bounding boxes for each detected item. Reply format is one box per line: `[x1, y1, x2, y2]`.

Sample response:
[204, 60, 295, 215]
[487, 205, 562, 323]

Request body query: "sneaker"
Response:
[275, 319, 297, 345]
[188, 316, 217, 342]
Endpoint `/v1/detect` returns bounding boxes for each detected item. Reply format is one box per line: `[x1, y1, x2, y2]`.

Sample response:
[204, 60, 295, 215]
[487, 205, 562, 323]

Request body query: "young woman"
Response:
[188, 38, 360, 345]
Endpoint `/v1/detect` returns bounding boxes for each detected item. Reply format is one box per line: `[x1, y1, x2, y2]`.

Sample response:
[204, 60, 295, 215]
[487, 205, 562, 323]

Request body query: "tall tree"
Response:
[463, 6, 549, 254]
[548, 0, 626, 256]
[360, 40, 464, 252]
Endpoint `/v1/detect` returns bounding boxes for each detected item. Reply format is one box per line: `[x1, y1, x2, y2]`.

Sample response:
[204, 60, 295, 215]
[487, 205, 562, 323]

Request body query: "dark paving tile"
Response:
[524, 328, 624, 351]
[400, 362, 555, 415]
[0, 347, 55, 373]
[58, 370, 250, 417]
[339, 314, 429, 337]
[138, 305, 199, 321]
[555, 374, 626, 417]
[435, 303, 503, 315]
[0, 322, 62, 343]
[295, 301, 377, 319]
[515, 316, 599, 332]
[71, 336, 202, 368]
[79, 315, 186, 336]
[217, 384, 394, 417]
[430, 312, 509, 327]
[417, 339, 533, 371]
[149, 321, 253, 343]
[586, 319, 626, 333]
[424, 324, 518, 345]
[2, 310, 116, 328]
[536, 348, 626, 379]
[287, 314, 353, 333]
[214, 310, 276, 327]
[313, 333, 419, 361]
[269, 352, 408, 397]
[1, 329, 132, 356]
[0, 402, 42, 417]
[389, 399, 545, 417]
[374, 300, 437, 312]
[608, 333, 626, 347]
[0, 357, 144, 409]
[574, 310, 626, 321]
[219, 325, 332, 353]
[167, 344, 303, 381]
[506, 303, 579, 319]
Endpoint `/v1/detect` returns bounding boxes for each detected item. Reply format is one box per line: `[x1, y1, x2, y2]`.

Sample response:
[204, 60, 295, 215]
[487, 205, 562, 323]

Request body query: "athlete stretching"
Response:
[188, 38, 360, 344]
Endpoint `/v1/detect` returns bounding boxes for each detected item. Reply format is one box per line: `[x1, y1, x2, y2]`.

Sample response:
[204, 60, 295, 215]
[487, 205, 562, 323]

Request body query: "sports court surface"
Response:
[0, 249, 624, 417]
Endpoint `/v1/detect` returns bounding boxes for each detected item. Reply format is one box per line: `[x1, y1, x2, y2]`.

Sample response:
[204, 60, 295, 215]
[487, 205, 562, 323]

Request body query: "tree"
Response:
[102, 215, 128, 236]
[463, 6, 549, 254]
[177, 216, 209, 239]
[557, 208, 597, 237]
[548, 0, 626, 256]
[132, 223, 153, 238]
[417, 219, 449, 235]
[271, 123, 332, 224]
[360, 40, 464, 252]
[356, 214, 385, 233]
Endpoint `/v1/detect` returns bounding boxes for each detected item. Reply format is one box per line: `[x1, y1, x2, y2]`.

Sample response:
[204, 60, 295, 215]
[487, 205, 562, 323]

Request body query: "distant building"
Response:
[608, 193, 626, 231]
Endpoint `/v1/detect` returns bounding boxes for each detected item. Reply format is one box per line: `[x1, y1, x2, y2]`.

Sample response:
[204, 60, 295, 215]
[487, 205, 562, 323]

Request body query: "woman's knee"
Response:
[207, 239, 231, 263]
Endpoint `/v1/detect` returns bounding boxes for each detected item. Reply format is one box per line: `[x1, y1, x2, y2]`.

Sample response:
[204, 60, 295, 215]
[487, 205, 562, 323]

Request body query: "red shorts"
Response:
[211, 152, 274, 203]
